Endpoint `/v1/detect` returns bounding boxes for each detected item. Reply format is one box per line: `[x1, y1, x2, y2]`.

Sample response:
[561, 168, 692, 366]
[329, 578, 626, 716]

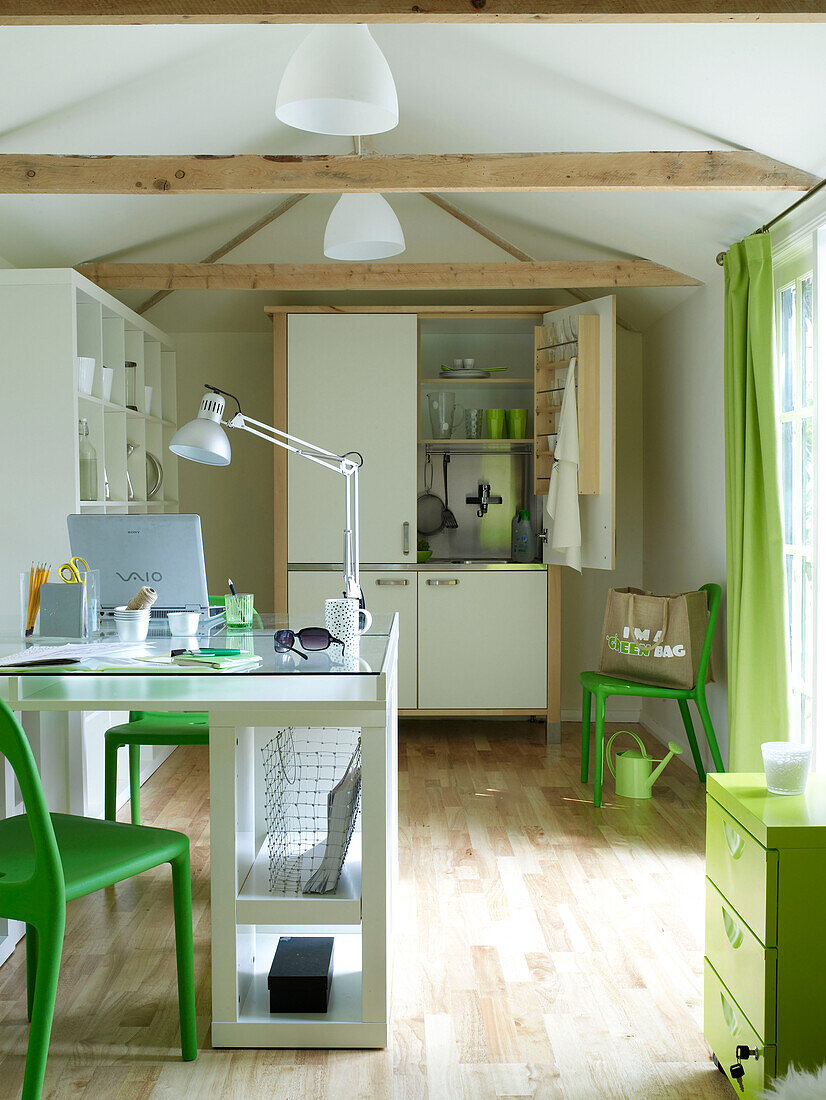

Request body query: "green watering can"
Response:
[605, 730, 683, 799]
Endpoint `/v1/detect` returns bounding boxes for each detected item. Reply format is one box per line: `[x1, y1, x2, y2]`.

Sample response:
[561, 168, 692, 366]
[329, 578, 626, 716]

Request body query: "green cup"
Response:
[486, 408, 506, 439]
[506, 408, 528, 439]
[225, 593, 254, 628]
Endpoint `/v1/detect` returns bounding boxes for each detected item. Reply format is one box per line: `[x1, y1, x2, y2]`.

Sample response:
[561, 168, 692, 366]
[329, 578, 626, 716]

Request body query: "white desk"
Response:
[1, 615, 399, 1049]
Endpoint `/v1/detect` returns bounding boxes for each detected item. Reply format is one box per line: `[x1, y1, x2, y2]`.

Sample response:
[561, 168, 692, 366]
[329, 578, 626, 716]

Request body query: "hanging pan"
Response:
[417, 452, 446, 536]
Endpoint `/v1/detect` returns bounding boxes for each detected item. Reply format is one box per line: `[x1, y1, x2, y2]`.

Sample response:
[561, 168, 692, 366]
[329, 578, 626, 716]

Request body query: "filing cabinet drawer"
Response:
[706, 797, 778, 945]
[705, 879, 776, 1042]
[704, 960, 775, 1100]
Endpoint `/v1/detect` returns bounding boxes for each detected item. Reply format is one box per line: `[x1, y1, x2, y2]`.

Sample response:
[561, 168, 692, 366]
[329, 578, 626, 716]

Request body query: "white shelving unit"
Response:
[0, 268, 180, 827]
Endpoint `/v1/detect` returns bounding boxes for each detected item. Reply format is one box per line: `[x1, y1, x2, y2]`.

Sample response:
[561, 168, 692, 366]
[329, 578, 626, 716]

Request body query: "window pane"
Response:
[802, 275, 814, 407]
[780, 284, 795, 413]
[786, 553, 794, 654]
[803, 557, 813, 691]
[782, 420, 794, 542]
[803, 416, 813, 546]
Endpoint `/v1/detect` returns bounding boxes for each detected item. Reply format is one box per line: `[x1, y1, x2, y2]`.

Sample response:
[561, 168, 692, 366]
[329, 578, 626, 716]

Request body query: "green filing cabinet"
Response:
[704, 773, 826, 1097]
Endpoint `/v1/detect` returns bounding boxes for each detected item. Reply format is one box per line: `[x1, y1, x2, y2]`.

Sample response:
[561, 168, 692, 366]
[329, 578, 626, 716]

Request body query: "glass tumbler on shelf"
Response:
[125, 360, 138, 410]
[225, 593, 254, 628]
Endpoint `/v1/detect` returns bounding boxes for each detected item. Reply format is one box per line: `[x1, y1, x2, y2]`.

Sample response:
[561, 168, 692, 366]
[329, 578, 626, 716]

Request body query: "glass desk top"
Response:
[0, 613, 395, 677]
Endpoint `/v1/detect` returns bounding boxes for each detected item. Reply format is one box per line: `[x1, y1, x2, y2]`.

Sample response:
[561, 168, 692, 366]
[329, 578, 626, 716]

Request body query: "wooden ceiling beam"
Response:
[135, 192, 308, 313]
[2, 2, 826, 24]
[76, 260, 702, 291]
[1, 151, 816, 194]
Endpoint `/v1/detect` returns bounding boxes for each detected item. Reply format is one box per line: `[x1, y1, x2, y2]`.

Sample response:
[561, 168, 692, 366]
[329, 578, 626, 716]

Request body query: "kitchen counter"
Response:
[289, 561, 547, 571]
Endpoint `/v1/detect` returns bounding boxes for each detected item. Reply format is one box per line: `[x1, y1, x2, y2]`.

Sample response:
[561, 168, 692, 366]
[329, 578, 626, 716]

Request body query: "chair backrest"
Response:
[0, 699, 65, 912]
[697, 583, 722, 687]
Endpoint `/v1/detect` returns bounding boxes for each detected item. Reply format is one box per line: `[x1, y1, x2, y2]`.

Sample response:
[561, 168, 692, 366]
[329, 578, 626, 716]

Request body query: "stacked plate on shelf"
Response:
[439, 364, 508, 380]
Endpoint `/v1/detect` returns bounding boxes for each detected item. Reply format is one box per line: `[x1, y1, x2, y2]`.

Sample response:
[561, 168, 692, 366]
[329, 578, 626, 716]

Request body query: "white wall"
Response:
[640, 283, 729, 766]
[173, 332, 274, 610]
[561, 328, 645, 720]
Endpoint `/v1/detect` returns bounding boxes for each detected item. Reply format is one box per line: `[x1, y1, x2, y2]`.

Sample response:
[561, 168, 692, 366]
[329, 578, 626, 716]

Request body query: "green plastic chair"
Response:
[103, 595, 263, 824]
[580, 583, 725, 808]
[0, 699, 196, 1100]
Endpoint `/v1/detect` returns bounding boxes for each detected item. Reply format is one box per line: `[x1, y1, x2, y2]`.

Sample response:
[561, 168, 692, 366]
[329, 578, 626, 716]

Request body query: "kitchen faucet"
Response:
[466, 482, 503, 518]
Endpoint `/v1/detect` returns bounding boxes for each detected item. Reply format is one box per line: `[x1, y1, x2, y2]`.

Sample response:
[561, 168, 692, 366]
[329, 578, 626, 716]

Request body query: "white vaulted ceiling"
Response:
[0, 21, 824, 331]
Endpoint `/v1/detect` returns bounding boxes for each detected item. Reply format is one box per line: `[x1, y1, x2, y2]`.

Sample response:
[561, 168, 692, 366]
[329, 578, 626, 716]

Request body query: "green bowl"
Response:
[417, 549, 433, 563]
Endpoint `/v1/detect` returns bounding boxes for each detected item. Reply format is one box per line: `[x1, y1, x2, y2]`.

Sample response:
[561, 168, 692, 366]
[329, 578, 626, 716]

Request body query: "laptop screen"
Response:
[67, 514, 213, 614]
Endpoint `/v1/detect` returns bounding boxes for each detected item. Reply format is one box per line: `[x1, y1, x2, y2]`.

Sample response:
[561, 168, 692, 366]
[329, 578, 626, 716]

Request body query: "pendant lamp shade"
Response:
[275, 26, 398, 136]
[324, 193, 405, 260]
[169, 391, 232, 466]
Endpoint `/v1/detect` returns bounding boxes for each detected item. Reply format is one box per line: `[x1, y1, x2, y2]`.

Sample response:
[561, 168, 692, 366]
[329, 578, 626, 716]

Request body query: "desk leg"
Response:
[360, 677, 398, 1034]
[210, 722, 255, 1042]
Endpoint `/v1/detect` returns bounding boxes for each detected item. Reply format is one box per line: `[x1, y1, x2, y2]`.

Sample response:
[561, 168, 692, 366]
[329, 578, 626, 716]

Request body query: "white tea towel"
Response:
[544, 357, 582, 572]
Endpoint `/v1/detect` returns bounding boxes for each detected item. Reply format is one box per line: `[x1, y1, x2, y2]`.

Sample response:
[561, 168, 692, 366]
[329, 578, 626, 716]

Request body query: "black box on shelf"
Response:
[267, 936, 335, 1014]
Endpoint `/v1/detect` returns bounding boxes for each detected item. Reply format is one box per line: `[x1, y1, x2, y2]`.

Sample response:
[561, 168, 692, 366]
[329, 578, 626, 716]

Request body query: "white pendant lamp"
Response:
[324, 193, 405, 260]
[276, 26, 398, 136]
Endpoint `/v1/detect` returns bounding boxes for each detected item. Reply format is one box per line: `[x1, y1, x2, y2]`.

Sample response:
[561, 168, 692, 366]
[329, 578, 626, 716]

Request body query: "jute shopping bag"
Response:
[598, 587, 710, 689]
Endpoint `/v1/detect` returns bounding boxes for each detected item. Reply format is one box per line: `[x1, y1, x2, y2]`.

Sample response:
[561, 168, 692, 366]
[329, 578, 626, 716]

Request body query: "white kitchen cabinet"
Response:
[287, 314, 418, 566]
[417, 570, 547, 710]
[288, 569, 418, 709]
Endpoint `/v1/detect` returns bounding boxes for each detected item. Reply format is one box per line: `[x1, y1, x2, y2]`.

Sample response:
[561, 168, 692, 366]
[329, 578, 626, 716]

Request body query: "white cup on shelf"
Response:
[144, 385, 154, 415]
[101, 366, 114, 402]
[77, 357, 95, 395]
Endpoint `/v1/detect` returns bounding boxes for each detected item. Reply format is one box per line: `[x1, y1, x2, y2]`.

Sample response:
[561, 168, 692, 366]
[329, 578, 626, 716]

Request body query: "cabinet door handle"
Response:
[376, 578, 409, 586]
[723, 821, 745, 859]
[426, 579, 459, 586]
[722, 907, 744, 950]
[402, 521, 410, 555]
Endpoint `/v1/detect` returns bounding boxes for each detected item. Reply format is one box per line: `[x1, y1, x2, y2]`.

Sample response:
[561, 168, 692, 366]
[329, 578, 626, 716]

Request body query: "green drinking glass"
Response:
[486, 409, 506, 439]
[506, 409, 528, 439]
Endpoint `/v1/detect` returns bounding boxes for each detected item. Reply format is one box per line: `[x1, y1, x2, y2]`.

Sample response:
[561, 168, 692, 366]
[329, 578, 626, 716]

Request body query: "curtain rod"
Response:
[716, 175, 826, 266]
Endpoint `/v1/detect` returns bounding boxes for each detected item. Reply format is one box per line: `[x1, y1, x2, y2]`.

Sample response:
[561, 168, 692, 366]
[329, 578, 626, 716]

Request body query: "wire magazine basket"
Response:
[262, 727, 361, 896]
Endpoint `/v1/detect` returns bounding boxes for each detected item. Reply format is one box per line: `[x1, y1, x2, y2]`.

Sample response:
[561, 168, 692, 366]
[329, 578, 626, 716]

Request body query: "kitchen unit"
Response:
[270, 302, 616, 739]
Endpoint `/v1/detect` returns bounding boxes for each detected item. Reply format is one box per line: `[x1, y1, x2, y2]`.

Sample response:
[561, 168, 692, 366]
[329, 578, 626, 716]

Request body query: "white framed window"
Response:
[775, 263, 814, 749]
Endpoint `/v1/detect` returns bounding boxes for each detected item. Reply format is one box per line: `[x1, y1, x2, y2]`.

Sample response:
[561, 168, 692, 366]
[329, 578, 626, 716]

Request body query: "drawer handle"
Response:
[375, 578, 409, 586]
[722, 906, 744, 950]
[426, 579, 459, 586]
[723, 821, 746, 859]
[720, 993, 739, 1038]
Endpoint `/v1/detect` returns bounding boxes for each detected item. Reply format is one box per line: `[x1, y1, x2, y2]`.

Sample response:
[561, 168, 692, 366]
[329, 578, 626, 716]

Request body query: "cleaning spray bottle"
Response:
[511, 509, 534, 563]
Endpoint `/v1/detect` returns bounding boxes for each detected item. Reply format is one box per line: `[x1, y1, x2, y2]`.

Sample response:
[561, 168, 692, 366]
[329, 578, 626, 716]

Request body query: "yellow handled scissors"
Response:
[59, 556, 89, 585]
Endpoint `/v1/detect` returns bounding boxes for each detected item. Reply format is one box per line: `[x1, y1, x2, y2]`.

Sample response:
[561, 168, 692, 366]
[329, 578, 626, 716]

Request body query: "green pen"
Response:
[198, 648, 243, 656]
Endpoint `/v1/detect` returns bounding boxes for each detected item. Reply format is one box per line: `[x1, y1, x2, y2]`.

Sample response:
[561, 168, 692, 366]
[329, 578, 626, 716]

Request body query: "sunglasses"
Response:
[274, 627, 345, 660]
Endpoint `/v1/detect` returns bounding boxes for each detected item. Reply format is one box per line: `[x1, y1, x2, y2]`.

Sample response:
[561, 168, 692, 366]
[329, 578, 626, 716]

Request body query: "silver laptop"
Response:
[67, 514, 224, 619]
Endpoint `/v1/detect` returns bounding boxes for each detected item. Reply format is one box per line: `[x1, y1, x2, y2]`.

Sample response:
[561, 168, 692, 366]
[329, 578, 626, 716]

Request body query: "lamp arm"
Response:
[226, 411, 363, 606]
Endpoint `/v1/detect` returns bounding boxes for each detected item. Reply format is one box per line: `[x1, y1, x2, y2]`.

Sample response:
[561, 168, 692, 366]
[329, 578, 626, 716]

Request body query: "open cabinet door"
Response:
[535, 294, 615, 571]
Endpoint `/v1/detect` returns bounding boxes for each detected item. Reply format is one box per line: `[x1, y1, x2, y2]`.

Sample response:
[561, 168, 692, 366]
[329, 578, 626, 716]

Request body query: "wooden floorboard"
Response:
[0, 720, 732, 1099]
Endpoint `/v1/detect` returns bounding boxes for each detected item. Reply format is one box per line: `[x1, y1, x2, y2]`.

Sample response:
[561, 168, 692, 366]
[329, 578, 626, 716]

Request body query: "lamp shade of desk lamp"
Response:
[169, 391, 232, 466]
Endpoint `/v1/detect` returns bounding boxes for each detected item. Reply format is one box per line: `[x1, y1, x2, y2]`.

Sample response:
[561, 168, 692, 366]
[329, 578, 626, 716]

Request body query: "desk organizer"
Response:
[262, 728, 361, 896]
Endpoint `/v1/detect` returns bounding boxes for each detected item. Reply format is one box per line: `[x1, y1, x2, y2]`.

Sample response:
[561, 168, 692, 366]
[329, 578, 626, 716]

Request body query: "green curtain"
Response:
[724, 232, 789, 771]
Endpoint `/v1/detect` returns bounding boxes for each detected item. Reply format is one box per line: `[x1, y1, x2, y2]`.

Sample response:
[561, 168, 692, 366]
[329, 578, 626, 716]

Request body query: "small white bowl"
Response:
[115, 616, 149, 642]
[167, 611, 200, 635]
[77, 357, 96, 395]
